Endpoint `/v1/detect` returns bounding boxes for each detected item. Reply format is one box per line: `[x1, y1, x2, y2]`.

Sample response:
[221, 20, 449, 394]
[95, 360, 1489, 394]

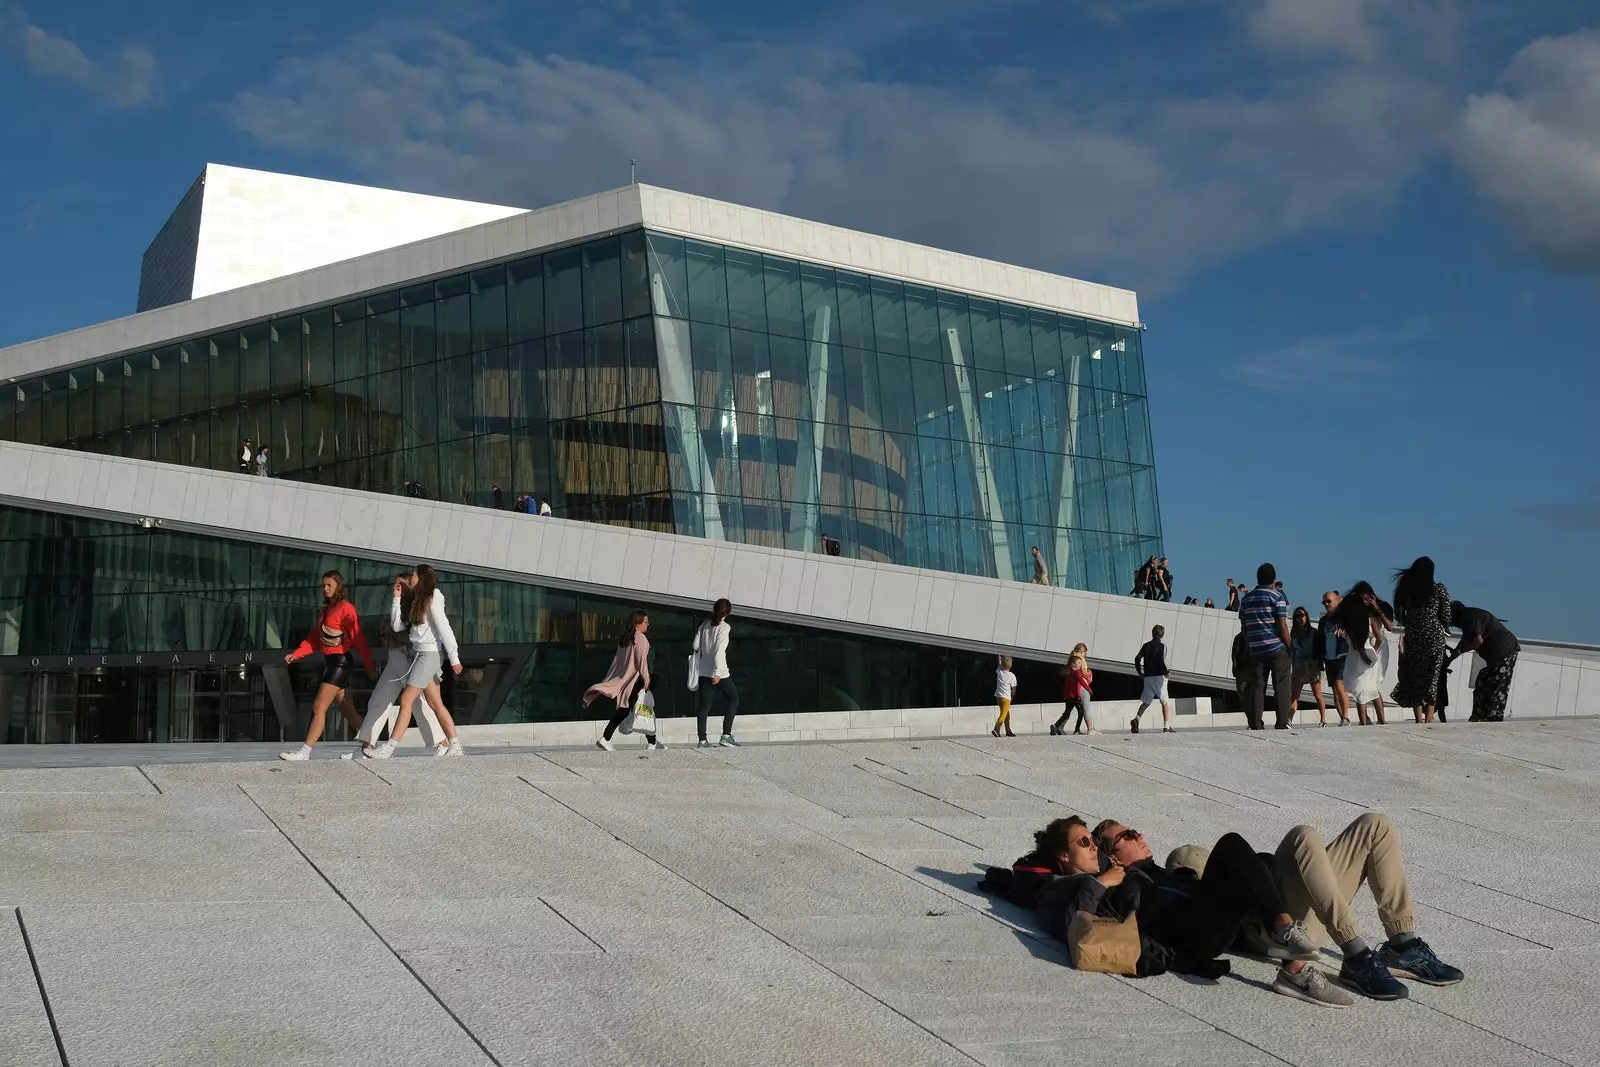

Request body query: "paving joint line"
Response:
[235, 784, 505, 1067]
[15, 908, 70, 1067]
[135, 765, 163, 795]
[535, 896, 608, 955]
[516, 775, 988, 1066]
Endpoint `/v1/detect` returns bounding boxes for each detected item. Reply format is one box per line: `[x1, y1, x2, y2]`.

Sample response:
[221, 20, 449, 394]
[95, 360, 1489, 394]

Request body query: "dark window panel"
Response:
[123, 353, 151, 427]
[270, 317, 302, 393]
[305, 309, 335, 388]
[624, 316, 660, 407]
[513, 339, 547, 426]
[684, 240, 728, 326]
[762, 256, 803, 339]
[368, 309, 402, 375]
[999, 304, 1035, 379]
[587, 322, 626, 415]
[239, 323, 271, 403]
[870, 278, 908, 356]
[40, 373, 69, 445]
[334, 312, 367, 383]
[367, 370, 404, 456]
[582, 236, 623, 327]
[905, 284, 942, 362]
[150, 346, 182, 423]
[620, 230, 652, 320]
[968, 298, 1004, 372]
[508, 258, 545, 342]
[179, 340, 208, 416]
[333, 376, 367, 462]
[402, 363, 439, 448]
[67, 367, 94, 440]
[799, 263, 838, 345]
[437, 353, 475, 441]
[400, 298, 436, 367]
[543, 330, 585, 421]
[544, 246, 584, 335]
[209, 332, 239, 410]
[471, 267, 508, 352]
[835, 271, 874, 350]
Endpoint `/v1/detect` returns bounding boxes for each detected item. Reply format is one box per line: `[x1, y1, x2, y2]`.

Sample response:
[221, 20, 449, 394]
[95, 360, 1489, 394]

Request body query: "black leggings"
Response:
[1145, 832, 1287, 965]
[696, 677, 740, 740]
[602, 689, 640, 740]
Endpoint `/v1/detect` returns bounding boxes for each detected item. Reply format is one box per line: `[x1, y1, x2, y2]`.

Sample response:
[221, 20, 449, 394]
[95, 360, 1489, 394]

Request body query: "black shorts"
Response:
[318, 653, 354, 689]
[1323, 658, 1345, 685]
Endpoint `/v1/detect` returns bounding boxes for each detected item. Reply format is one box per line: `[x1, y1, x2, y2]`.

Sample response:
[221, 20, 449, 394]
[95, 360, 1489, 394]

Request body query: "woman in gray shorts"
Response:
[366, 565, 465, 758]
[345, 572, 452, 759]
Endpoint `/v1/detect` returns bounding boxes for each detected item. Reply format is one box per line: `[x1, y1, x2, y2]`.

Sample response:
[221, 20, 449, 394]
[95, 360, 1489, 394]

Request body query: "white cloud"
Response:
[229, 22, 1451, 294]
[1248, 0, 1377, 59]
[1, 5, 154, 108]
[1236, 322, 1428, 391]
[1454, 29, 1600, 271]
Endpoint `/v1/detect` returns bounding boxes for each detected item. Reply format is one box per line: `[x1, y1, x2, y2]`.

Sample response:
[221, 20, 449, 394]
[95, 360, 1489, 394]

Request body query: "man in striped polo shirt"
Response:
[1240, 562, 1294, 730]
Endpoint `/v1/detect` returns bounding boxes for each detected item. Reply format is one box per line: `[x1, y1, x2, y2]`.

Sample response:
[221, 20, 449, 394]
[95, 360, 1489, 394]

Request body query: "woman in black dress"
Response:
[1391, 557, 1450, 724]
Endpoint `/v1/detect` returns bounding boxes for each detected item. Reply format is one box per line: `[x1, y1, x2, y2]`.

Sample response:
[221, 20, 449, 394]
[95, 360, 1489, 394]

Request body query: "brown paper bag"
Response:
[1067, 911, 1141, 975]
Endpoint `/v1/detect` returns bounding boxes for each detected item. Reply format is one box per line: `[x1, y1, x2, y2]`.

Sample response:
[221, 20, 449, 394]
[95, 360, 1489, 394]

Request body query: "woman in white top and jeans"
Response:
[692, 598, 739, 748]
[368, 564, 465, 758]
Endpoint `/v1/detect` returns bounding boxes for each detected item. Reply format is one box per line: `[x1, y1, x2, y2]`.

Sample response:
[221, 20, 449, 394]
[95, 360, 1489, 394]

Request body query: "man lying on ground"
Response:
[1149, 812, 1464, 1001]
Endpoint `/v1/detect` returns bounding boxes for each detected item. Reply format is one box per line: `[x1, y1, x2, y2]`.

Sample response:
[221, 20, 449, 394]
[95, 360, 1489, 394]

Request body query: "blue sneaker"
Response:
[1379, 938, 1463, 986]
[1338, 948, 1409, 1001]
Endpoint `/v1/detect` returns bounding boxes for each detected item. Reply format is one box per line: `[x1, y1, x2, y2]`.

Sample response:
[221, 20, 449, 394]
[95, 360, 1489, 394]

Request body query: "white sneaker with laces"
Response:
[432, 742, 451, 758]
[446, 739, 466, 757]
[279, 745, 312, 761]
[596, 738, 615, 751]
[369, 740, 396, 759]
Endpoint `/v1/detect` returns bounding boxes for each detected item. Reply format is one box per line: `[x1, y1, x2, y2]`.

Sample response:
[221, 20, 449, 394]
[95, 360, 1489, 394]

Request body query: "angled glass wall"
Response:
[0, 227, 1160, 592]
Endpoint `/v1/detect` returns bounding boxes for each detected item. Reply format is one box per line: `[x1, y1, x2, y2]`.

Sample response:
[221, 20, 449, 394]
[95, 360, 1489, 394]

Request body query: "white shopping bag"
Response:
[622, 689, 657, 736]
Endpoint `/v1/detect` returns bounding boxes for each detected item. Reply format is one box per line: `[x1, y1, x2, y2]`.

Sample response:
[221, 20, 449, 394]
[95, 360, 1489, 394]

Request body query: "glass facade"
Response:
[0, 503, 1022, 743]
[0, 227, 1160, 591]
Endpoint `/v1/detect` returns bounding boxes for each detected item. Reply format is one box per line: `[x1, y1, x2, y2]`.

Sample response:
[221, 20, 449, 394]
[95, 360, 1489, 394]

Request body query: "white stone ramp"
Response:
[0, 720, 1595, 1065]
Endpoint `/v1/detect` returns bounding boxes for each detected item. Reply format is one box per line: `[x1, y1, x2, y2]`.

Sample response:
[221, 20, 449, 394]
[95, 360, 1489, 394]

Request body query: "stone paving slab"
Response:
[2, 720, 1598, 1065]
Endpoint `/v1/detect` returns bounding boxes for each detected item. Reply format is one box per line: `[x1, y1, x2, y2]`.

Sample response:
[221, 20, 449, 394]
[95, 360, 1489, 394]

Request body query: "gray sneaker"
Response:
[1267, 921, 1320, 961]
[1273, 965, 1354, 1008]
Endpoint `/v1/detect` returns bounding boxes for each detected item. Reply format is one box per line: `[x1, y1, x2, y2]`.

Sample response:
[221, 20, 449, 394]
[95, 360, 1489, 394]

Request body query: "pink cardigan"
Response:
[582, 631, 651, 707]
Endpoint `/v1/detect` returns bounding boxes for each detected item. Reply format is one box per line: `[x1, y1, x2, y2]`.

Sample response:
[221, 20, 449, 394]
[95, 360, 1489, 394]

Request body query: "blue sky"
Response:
[3, 0, 1598, 641]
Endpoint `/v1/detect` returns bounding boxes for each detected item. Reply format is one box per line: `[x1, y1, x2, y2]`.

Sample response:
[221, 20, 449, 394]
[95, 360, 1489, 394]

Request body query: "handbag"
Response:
[686, 623, 705, 692]
[626, 688, 657, 736]
[1067, 910, 1141, 976]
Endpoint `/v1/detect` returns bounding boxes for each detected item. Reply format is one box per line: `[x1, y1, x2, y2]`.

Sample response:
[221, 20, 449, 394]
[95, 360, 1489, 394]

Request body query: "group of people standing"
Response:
[278, 565, 466, 761]
[238, 438, 269, 477]
[1131, 556, 1173, 601]
[1237, 557, 1520, 729]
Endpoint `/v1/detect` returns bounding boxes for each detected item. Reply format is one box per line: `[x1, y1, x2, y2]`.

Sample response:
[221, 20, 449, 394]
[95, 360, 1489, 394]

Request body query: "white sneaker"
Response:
[432, 742, 451, 758]
[369, 740, 396, 759]
[650, 739, 667, 750]
[446, 739, 466, 757]
[1272, 964, 1354, 1008]
[279, 745, 312, 761]
[596, 738, 615, 751]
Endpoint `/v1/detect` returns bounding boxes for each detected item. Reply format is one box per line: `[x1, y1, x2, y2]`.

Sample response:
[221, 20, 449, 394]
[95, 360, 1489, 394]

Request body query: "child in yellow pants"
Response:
[992, 655, 1018, 737]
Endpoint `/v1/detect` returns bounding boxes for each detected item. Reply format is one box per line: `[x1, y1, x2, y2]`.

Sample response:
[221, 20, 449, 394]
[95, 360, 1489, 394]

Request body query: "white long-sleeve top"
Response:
[391, 590, 461, 666]
[694, 620, 731, 678]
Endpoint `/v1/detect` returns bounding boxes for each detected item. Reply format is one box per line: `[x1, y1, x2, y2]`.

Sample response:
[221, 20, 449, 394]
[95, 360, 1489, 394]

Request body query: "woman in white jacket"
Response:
[344, 570, 454, 759]
[368, 564, 465, 758]
[692, 598, 740, 748]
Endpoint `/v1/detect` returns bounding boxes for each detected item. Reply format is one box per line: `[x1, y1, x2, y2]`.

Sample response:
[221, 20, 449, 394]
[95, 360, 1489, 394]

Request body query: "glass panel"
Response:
[91, 361, 122, 434]
[842, 347, 881, 430]
[586, 322, 626, 415]
[904, 285, 942, 362]
[369, 308, 402, 375]
[875, 352, 914, 435]
[909, 358, 948, 437]
[582, 236, 623, 327]
[239, 324, 271, 403]
[1029, 310, 1063, 381]
[367, 370, 403, 456]
[1122, 394, 1153, 467]
[543, 330, 585, 420]
[968, 298, 1004, 372]
[334, 377, 367, 462]
[1119, 326, 1147, 396]
[435, 277, 472, 360]
[471, 267, 508, 352]
[835, 271, 874, 350]
[620, 230, 652, 320]
[766, 335, 811, 425]
[270, 317, 302, 392]
[799, 263, 838, 346]
[544, 246, 583, 335]
[624, 316, 660, 407]
[402, 362, 438, 448]
[473, 346, 513, 431]
[999, 304, 1035, 378]
[400, 293, 436, 367]
[936, 291, 972, 368]
[333, 307, 366, 383]
[724, 248, 766, 334]
[685, 240, 727, 326]
[507, 258, 545, 342]
[67, 368, 93, 440]
[646, 233, 688, 319]
[514, 340, 548, 425]
[302, 386, 336, 470]
[475, 433, 513, 508]
[123, 353, 151, 426]
[871, 278, 908, 356]
[438, 437, 473, 505]
[1087, 321, 1120, 392]
[40, 373, 68, 445]
[150, 346, 181, 423]
[730, 328, 770, 422]
[690, 322, 734, 412]
[299, 309, 332, 390]
[437, 352, 475, 441]
[763, 256, 803, 338]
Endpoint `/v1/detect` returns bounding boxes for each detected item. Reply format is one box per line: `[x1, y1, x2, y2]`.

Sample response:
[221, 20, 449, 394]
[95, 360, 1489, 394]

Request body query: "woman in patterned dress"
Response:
[1391, 557, 1450, 724]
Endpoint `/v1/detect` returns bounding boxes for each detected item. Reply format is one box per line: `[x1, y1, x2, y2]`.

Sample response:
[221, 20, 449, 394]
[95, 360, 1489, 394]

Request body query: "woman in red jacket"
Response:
[1050, 643, 1095, 736]
[279, 569, 376, 760]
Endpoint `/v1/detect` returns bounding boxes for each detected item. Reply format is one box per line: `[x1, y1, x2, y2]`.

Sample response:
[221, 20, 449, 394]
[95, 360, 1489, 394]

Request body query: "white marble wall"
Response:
[2, 441, 1595, 722]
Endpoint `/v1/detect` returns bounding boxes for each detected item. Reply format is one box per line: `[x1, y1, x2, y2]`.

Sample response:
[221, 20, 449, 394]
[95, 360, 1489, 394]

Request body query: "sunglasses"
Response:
[1105, 828, 1142, 849]
[1071, 835, 1093, 849]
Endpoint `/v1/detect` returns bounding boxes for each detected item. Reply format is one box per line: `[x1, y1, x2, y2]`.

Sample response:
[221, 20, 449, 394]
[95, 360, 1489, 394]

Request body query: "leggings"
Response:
[993, 698, 1012, 730]
[602, 688, 640, 740]
[696, 676, 740, 740]
[1144, 832, 1287, 965]
[1053, 693, 1091, 731]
